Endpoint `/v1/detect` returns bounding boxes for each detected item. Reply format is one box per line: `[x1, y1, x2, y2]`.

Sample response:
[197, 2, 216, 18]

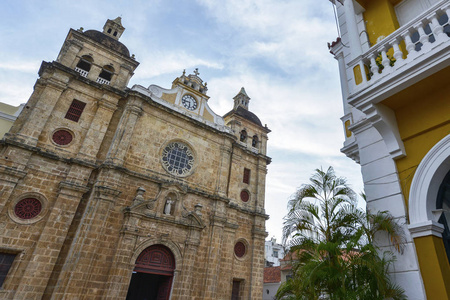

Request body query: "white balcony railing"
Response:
[350, 1, 450, 97]
[74, 67, 88, 78]
[96, 77, 111, 85]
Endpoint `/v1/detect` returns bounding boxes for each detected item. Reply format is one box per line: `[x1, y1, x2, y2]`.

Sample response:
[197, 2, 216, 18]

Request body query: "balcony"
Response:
[347, 1, 450, 110]
[96, 77, 110, 85]
[74, 67, 88, 78]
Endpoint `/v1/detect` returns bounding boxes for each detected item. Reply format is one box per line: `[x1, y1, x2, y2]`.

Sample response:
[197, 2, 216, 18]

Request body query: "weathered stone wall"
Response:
[0, 21, 269, 300]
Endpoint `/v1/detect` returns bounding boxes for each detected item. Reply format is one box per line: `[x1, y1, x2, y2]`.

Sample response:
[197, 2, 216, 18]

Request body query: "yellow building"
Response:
[0, 17, 271, 299]
[329, 0, 450, 299]
[0, 103, 24, 139]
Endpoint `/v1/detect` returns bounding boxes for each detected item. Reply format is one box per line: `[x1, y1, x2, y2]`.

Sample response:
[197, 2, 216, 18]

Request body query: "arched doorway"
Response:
[126, 245, 175, 300]
[437, 169, 450, 262]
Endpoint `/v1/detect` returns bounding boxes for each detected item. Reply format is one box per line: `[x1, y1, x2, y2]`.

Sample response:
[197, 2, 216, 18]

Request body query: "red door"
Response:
[126, 245, 175, 300]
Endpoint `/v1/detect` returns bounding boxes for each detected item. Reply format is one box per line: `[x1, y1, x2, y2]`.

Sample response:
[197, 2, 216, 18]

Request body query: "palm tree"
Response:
[276, 167, 406, 300]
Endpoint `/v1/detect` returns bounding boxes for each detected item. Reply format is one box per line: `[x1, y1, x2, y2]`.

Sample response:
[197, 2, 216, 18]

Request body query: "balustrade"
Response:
[353, 1, 450, 89]
[74, 67, 88, 78]
[96, 77, 110, 85]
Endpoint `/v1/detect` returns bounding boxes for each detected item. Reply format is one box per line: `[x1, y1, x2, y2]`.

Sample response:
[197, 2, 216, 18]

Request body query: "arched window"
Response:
[75, 55, 93, 77]
[240, 130, 247, 142]
[97, 65, 114, 85]
[252, 135, 258, 147]
[437, 169, 450, 262]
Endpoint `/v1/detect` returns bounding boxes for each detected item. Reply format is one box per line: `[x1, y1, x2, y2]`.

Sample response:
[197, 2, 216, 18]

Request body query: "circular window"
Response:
[14, 198, 42, 220]
[234, 241, 246, 258]
[52, 129, 73, 145]
[240, 190, 250, 202]
[162, 142, 195, 177]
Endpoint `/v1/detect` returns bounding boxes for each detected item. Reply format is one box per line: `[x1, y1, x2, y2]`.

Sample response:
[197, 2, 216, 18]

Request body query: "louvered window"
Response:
[65, 99, 86, 122]
[243, 168, 250, 184]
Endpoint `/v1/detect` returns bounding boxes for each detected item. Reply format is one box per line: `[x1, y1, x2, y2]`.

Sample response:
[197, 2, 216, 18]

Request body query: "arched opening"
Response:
[240, 130, 247, 142]
[437, 170, 450, 262]
[126, 245, 175, 300]
[252, 135, 258, 147]
[75, 55, 93, 77]
[97, 65, 114, 85]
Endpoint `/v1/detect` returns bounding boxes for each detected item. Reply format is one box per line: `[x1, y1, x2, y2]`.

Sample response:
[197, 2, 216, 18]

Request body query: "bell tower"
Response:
[102, 16, 125, 40]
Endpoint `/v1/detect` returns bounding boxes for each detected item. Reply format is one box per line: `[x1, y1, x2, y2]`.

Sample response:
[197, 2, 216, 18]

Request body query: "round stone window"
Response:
[234, 241, 246, 258]
[162, 142, 195, 177]
[240, 190, 250, 202]
[52, 129, 73, 146]
[14, 198, 42, 220]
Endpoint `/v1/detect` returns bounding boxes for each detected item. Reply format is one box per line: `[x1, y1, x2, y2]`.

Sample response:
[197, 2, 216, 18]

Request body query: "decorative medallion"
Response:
[234, 241, 246, 258]
[14, 198, 42, 220]
[162, 142, 195, 176]
[52, 129, 73, 146]
[240, 190, 250, 202]
[181, 94, 198, 111]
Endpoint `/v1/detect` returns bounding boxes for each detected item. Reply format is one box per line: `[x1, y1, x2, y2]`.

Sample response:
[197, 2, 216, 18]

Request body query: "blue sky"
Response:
[0, 0, 364, 242]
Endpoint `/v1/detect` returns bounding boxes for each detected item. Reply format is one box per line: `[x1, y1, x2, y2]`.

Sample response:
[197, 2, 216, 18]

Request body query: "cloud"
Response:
[132, 50, 224, 80]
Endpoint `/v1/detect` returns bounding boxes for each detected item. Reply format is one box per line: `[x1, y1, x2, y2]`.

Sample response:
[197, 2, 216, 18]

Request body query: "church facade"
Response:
[0, 17, 270, 300]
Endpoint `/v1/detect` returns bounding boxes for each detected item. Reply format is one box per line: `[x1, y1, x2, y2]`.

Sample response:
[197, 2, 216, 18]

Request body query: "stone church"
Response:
[0, 17, 271, 299]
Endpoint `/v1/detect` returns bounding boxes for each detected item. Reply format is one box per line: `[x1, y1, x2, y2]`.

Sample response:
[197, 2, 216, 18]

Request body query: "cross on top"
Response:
[193, 68, 200, 76]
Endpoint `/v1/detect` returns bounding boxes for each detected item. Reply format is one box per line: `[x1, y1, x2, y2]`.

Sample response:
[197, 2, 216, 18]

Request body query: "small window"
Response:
[107, 28, 112, 33]
[231, 280, 241, 300]
[113, 31, 118, 37]
[0, 253, 16, 288]
[273, 250, 278, 258]
[74, 55, 93, 77]
[252, 135, 258, 147]
[65, 99, 86, 122]
[97, 65, 114, 84]
[240, 130, 247, 142]
[243, 168, 250, 184]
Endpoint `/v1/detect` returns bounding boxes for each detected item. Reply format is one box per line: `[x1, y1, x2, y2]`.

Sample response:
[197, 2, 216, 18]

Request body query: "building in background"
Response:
[265, 237, 285, 267]
[0, 17, 271, 300]
[263, 266, 281, 300]
[328, 0, 450, 299]
[0, 103, 24, 138]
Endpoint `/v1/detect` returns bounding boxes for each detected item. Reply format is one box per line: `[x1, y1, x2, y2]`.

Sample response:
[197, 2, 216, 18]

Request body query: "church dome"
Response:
[224, 106, 263, 127]
[83, 30, 130, 57]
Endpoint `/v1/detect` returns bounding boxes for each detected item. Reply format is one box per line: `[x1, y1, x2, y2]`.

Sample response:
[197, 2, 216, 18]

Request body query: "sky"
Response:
[0, 0, 364, 243]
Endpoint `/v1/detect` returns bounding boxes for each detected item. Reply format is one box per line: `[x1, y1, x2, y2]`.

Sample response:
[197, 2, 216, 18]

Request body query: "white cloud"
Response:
[133, 50, 224, 79]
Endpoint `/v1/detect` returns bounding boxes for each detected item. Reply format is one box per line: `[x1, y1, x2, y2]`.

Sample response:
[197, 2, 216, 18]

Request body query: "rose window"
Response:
[14, 198, 42, 219]
[162, 142, 195, 176]
[52, 130, 73, 145]
[240, 190, 250, 202]
[234, 241, 246, 258]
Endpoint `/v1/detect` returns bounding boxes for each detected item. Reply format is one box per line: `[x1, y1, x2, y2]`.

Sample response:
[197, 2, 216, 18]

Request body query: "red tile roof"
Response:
[264, 266, 281, 283]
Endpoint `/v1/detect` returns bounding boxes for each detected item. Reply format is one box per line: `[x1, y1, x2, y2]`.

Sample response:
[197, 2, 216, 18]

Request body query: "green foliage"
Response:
[277, 167, 407, 300]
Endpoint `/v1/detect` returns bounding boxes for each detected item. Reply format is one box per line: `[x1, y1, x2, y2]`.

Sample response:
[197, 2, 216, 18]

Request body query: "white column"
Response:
[343, 0, 363, 59]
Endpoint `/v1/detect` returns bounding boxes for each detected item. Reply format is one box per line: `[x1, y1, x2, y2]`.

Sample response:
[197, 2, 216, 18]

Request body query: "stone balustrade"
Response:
[74, 67, 88, 78]
[96, 77, 111, 85]
[351, 1, 450, 92]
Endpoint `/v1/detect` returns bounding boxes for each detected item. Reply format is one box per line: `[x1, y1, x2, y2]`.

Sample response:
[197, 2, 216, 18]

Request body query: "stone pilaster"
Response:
[50, 182, 121, 299]
[76, 95, 118, 162]
[13, 180, 89, 300]
[11, 76, 68, 148]
[215, 144, 232, 197]
[0, 165, 27, 215]
[105, 98, 143, 166]
[249, 225, 267, 300]
[202, 202, 227, 299]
